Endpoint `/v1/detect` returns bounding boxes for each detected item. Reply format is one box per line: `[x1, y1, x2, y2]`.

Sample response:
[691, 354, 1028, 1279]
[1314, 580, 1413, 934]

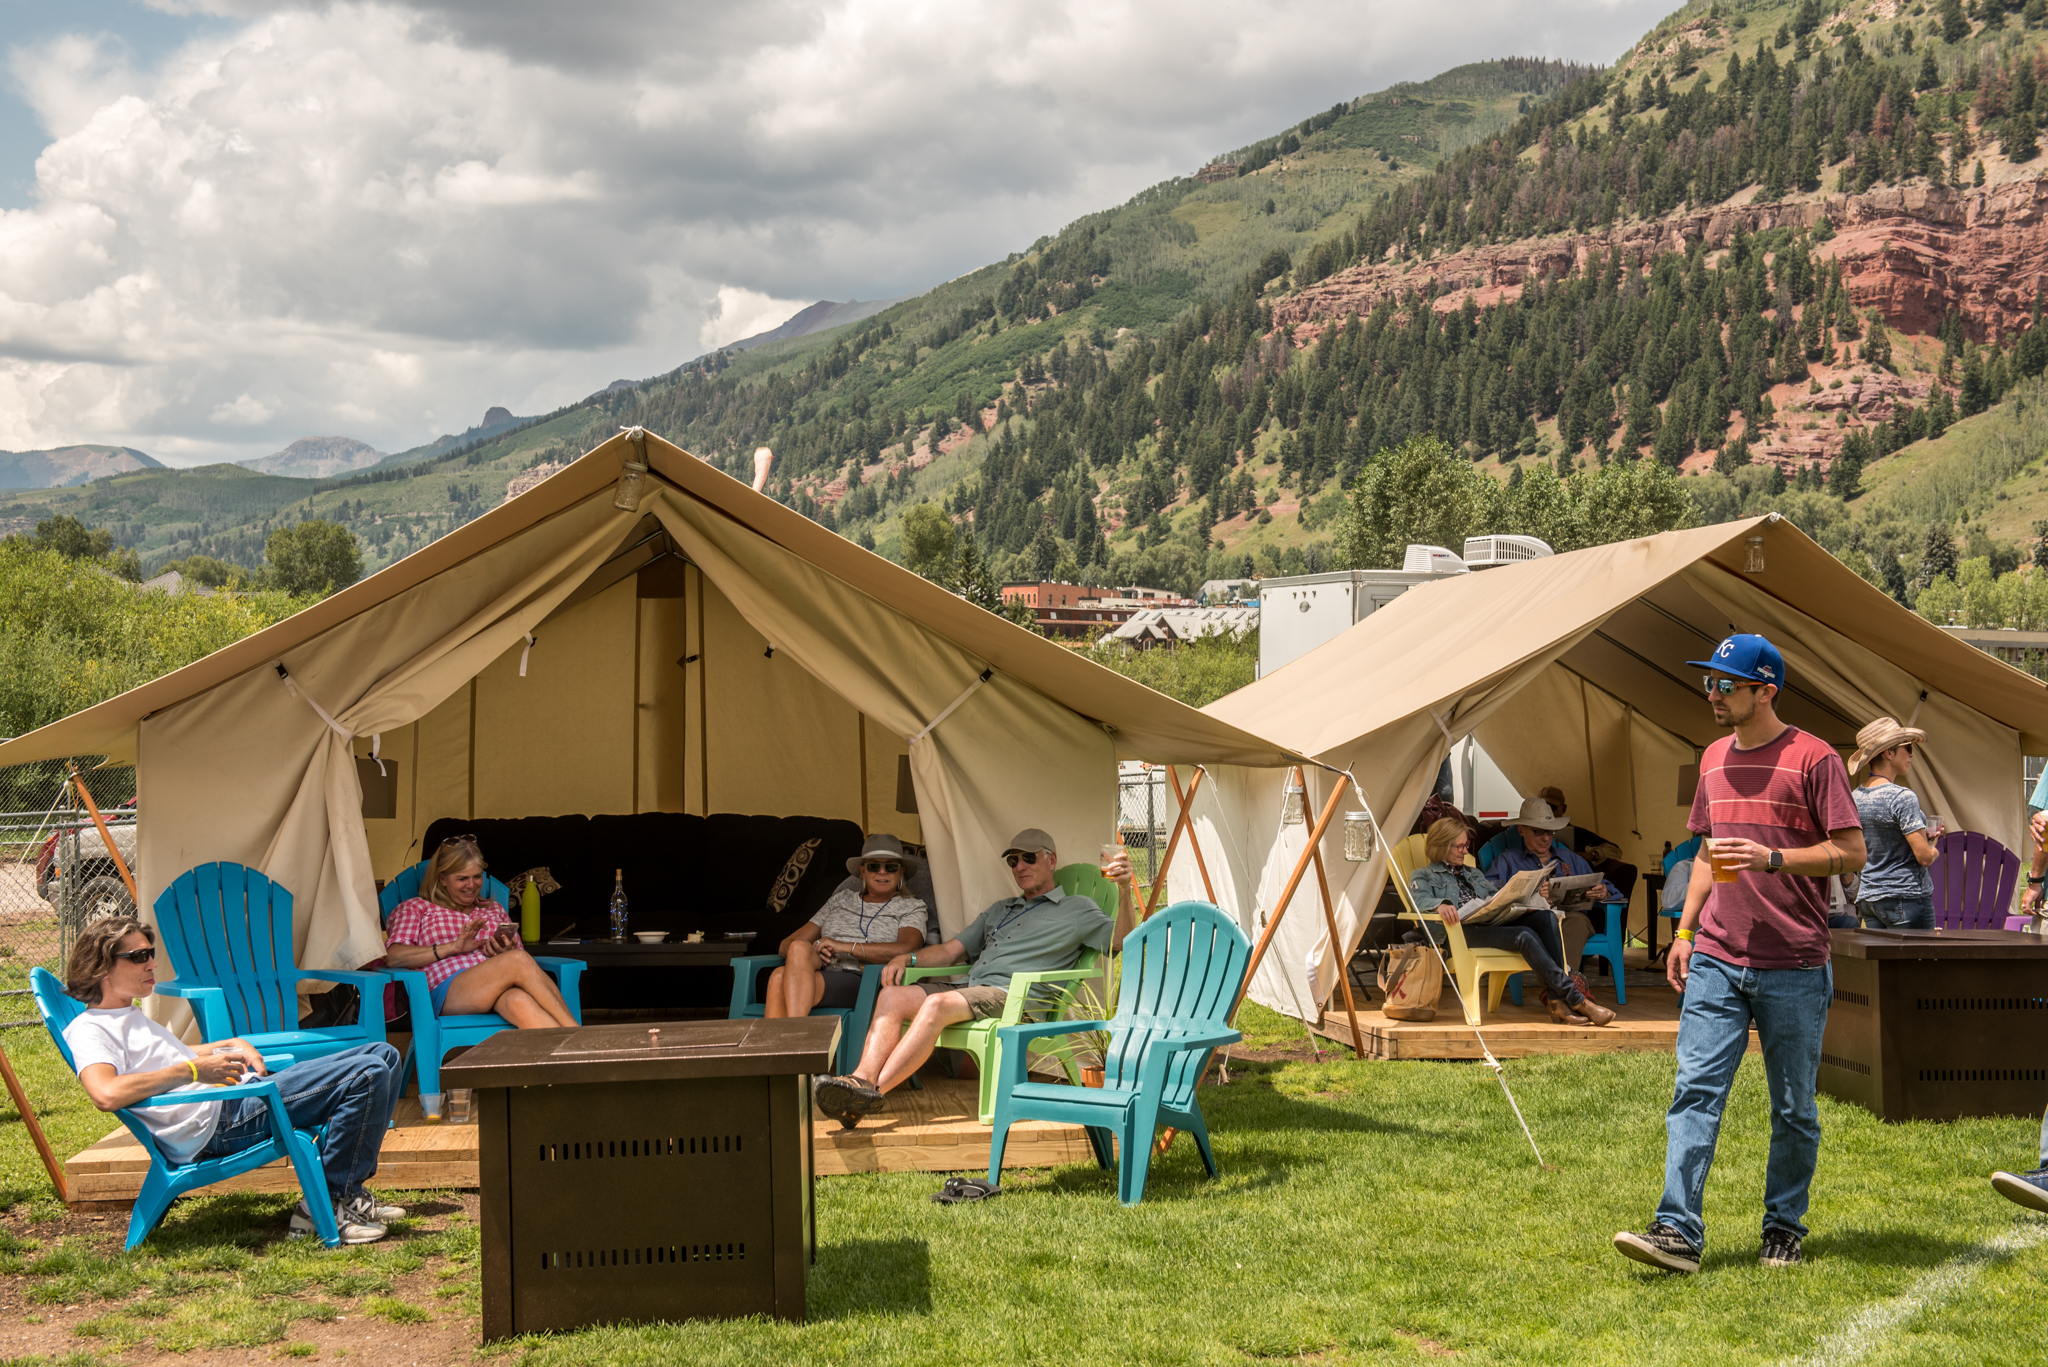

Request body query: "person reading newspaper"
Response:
[1408, 818, 1615, 1026]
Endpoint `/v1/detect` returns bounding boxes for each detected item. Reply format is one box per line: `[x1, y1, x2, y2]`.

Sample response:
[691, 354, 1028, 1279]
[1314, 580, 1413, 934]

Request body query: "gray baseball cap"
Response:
[1002, 828, 1057, 858]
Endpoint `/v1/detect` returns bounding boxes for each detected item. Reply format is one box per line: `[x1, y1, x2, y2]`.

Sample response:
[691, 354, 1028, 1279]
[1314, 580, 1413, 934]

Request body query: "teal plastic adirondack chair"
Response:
[728, 955, 881, 1076]
[988, 898, 1248, 1205]
[154, 863, 392, 1062]
[377, 861, 585, 1118]
[900, 863, 1117, 1124]
[1475, 829, 1626, 1003]
[30, 968, 342, 1249]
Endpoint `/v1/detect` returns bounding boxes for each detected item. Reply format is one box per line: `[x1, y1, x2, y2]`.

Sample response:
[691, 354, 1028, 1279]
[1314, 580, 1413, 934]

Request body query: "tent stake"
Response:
[1310, 843, 1366, 1060]
[1232, 772, 1349, 1023]
[0, 1040, 66, 1204]
[1165, 766, 1219, 905]
[69, 765, 140, 915]
[1142, 766, 1209, 920]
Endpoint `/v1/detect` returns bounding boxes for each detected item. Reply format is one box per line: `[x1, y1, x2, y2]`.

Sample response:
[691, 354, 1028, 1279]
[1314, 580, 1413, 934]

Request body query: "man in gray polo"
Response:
[813, 827, 1131, 1126]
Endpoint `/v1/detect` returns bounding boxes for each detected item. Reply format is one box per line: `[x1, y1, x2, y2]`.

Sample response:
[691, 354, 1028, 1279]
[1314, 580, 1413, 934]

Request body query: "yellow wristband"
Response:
[187, 1059, 200, 1083]
[1674, 928, 1696, 942]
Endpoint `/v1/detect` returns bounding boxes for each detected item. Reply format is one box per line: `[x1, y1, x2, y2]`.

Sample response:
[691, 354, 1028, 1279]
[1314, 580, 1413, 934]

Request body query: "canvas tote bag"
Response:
[1377, 943, 1444, 1021]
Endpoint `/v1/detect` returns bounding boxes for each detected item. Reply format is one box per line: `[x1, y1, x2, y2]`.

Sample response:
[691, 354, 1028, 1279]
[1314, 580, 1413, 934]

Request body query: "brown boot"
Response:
[1572, 996, 1616, 1027]
[1545, 998, 1586, 1025]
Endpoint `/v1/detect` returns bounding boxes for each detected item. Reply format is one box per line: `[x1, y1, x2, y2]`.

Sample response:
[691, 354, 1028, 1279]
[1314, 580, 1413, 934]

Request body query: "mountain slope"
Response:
[239, 436, 388, 479]
[0, 444, 162, 490]
[724, 299, 912, 354]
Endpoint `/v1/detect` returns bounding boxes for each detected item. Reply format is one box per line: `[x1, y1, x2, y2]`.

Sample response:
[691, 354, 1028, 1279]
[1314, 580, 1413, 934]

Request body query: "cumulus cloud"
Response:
[2, 0, 1669, 464]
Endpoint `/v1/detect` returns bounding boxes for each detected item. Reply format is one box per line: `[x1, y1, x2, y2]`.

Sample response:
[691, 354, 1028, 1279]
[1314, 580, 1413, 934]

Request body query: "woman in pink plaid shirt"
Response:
[384, 837, 577, 1028]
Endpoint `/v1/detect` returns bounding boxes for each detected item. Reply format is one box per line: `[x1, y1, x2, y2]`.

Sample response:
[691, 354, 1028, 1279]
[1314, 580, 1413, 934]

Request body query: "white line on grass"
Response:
[1780, 1220, 2048, 1367]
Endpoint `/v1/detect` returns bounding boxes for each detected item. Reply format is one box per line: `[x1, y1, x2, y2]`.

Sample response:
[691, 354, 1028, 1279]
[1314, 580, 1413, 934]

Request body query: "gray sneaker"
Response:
[347, 1191, 407, 1225]
[1759, 1226, 1804, 1267]
[1992, 1166, 2048, 1214]
[290, 1198, 387, 1245]
[1613, 1220, 1701, 1273]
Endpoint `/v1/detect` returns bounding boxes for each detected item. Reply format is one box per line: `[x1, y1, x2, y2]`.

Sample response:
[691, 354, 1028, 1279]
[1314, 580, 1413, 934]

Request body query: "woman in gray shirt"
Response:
[1848, 717, 1943, 929]
[766, 834, 928, 1018]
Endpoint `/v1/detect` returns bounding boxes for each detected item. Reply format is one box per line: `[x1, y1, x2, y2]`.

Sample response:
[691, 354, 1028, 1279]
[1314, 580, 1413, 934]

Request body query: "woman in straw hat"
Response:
[1847, 717, 1944, 930]
[765, 835, 929, 1019]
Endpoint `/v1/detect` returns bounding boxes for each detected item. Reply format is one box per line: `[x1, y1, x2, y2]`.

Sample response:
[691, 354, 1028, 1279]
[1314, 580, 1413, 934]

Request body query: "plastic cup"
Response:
[1710, 839, 1741, 883]
[1100, 841, 1124, 878]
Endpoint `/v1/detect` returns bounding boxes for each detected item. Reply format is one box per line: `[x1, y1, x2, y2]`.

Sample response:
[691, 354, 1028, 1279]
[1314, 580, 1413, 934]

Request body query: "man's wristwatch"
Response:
[2030, 874, 2045, 887]
[1766, 849, 1784, 873]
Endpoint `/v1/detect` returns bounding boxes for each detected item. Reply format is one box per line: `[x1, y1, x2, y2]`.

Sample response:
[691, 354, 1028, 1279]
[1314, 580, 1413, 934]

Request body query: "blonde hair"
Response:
[66, 916, 153, 1003]
[1424, 817, 1471, 866]
[423, 836, 488, 910]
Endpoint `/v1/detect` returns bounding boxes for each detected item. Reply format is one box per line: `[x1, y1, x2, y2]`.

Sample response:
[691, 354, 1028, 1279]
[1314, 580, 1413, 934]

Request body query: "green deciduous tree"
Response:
[263, 520, 362, 597]
[899, 502, 958, 581]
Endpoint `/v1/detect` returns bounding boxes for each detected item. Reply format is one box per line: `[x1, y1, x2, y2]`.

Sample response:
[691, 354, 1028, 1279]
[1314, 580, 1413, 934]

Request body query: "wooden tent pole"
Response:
[1311, 844, 1366, 1059]
[0, 1041, 66, 1204]
[1165, 765, 1219, 904]
[1231, 770, 1348, 1022]
[69, 765, 139, 914]
[1141, 766, 1208, 920]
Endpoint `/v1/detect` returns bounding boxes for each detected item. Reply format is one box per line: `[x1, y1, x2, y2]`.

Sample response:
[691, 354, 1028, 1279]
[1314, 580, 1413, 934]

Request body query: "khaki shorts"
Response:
[913, 981, 1007, 1019]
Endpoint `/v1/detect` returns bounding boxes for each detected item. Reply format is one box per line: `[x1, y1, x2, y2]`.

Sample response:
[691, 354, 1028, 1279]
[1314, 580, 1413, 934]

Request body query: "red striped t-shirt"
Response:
[1687, 725, 1859, 969]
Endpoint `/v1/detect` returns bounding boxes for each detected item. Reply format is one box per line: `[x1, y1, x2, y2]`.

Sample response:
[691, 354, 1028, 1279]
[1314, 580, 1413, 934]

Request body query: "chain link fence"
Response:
[1117, 763, 1171, 895]
[0, 756, 137, 1027]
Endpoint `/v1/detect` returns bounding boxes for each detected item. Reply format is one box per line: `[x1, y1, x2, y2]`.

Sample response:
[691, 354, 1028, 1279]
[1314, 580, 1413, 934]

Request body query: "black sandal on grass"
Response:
[931, 1176, 1000, 1204]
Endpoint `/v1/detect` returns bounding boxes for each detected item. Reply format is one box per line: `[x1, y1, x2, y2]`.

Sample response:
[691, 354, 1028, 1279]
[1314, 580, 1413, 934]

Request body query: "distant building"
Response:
[1000, 581, 1192, 638]
[1197, 577, 1259, 604]
[1000, 581, 1096, 610]
[136, 570, 212, 597]
[1108, 605, 1258, 650]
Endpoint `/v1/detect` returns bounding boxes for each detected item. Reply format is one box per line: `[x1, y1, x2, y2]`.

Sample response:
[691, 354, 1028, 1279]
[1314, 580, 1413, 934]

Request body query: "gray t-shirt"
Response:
[808, 888, 928, 950]
[955, 887, 1113, 994]
[1853, 780, 1931, 900]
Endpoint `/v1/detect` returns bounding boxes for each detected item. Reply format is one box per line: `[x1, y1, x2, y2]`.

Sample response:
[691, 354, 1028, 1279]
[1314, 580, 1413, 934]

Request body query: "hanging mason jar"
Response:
[1281, 773, 1305, 825]
[1342, 811, 1378, 862]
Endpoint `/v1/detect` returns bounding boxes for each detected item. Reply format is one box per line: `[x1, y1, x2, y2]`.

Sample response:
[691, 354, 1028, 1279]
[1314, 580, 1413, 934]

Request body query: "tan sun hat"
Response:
[1511, 797, 1569, 831]
[845, 833, 922, 878]
[1848, 717, 1926, 773]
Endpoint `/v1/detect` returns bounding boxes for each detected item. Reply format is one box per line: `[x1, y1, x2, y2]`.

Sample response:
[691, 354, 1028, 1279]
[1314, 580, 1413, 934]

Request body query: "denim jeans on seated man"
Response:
[1455, 910, 1580, 1000]
[1858, 894, 1935, 931]
[1655, 951, 1832, 1251]
[197, 1042, 402, 1205]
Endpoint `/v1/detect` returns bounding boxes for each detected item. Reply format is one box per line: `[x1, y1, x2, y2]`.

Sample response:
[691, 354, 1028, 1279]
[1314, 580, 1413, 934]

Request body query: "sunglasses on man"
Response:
[113, 947, 157, 965]
[862, 861, 902, 874]
[1702, 675, 1766, 696]
[1002, 851, 1044, 869]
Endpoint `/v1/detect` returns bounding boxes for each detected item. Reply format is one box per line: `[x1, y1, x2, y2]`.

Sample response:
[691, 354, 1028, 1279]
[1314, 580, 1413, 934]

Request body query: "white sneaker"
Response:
[350, 1191, 407, 1224]
[290, 1197, 387, 1245]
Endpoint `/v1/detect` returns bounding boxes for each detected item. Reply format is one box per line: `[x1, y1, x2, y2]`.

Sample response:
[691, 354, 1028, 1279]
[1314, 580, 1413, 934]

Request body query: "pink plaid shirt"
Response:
[386, 897, 511, 989]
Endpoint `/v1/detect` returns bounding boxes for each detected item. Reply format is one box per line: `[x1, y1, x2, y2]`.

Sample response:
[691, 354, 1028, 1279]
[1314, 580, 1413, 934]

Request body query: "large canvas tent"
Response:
[1172, 514, 2048, 1021]
[0, 431, 1298, 983]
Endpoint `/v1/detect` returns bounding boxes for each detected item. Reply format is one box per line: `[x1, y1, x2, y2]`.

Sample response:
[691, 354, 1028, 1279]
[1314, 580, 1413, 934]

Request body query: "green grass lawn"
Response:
[3, 1007, 2046, 1366]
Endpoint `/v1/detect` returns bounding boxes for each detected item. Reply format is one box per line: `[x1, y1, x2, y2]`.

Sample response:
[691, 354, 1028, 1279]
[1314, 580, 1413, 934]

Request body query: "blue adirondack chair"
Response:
[154, 863, 393, 1064]
[30, 968, 341, 1250]
[1659, 835, 1702, 950]
[987, 899, 1248, 1205]
[1931, 831, 2021, 930]
[1477, 829, 1628, 1001]
[728, 955, 881, 1077]
[377, 861, 586, 1117]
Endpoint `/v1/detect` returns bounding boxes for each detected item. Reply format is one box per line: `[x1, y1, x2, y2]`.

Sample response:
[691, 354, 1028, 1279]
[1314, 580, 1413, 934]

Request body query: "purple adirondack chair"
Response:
[1929, 831, 2020, 930]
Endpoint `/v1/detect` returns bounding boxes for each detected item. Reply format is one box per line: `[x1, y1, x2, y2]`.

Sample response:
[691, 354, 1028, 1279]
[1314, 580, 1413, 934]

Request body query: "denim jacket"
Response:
[1409, 861, 1498, 912]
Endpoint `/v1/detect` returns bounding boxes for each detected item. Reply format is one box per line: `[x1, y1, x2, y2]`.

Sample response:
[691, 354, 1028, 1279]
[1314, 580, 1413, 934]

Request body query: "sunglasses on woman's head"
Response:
[438, 834, 479, 850]
[863, 861, 901, 874]
[112, 947, 156, 964]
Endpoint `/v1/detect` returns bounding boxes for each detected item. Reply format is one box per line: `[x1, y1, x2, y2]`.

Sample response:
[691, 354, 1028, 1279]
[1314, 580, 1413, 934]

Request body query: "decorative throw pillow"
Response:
[766, 838, 822, 914]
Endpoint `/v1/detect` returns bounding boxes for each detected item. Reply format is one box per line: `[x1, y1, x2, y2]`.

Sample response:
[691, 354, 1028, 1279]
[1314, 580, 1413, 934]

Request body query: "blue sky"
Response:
[0, 0, 1671, 466]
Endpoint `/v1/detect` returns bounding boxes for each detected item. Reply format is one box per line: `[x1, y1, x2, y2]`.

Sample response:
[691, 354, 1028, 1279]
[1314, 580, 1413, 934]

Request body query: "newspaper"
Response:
[1546, 871, 1605, 911]
[1455, 861, 1557, 926]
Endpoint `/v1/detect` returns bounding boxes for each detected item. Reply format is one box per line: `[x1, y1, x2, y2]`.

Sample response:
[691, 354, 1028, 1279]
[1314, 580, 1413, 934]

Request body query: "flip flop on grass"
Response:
[931, 1176, 1001, 1204]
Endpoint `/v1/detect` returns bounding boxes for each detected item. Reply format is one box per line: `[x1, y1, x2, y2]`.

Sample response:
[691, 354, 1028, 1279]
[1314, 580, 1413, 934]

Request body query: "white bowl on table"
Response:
[633, 931, 668, 944]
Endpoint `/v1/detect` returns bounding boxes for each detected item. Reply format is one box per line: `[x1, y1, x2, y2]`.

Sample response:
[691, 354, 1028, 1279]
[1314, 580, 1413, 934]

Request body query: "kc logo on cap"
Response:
[1686, 632, 1787, 688]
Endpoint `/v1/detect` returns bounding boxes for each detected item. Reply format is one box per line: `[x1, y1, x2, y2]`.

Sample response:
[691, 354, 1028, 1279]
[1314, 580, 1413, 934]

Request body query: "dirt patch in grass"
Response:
[1395, 1328, 1459, 1357]
[0, 1193, 484, 1363]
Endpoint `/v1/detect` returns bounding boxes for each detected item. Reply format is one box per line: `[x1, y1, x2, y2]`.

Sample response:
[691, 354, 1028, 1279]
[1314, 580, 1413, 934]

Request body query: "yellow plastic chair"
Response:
[1388, 833, 1535, 1027]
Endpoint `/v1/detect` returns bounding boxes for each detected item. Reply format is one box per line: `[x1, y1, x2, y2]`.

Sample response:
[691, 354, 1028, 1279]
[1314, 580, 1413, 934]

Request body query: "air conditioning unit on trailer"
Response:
[1462, 534, 1553, 570]
[1400, 544, 1469, 574]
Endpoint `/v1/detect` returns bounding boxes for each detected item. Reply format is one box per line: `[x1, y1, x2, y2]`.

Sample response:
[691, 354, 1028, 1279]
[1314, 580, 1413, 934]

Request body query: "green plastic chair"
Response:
[901, 862, 1118, 1124]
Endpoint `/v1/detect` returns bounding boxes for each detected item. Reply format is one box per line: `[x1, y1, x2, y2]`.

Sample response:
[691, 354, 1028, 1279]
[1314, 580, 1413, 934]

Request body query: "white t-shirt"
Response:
[63, 1005, 222, 1163]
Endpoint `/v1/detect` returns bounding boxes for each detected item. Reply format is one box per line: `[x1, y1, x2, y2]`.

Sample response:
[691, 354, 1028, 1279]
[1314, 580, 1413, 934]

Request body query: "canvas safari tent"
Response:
[1163, 514, 2048, 1024]
[0, 430, 1299, 988]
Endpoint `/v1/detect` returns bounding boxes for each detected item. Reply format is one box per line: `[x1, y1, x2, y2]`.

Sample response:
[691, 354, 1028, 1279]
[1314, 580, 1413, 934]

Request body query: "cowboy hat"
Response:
[1512, 797, 1569, 831]
[1848, 717, 1926, 773]
[845, 833, 922, 878]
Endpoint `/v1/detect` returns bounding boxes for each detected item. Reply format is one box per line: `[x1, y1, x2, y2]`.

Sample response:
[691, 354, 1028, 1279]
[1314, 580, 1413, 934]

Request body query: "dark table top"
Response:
[442, 1016, 840, 1088]
[1829, 927, 2048, 960]
[537, 938, 754, 965]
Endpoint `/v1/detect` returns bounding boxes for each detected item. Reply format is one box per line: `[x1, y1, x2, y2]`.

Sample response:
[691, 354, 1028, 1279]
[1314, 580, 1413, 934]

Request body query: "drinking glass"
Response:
[1710, 838, 1741, 884]
[1100, 840, 1125, 880]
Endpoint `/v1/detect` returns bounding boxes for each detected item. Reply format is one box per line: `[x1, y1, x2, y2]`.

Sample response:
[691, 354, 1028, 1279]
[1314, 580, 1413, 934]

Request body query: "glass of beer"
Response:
[1710, 838, 1741, 883]
[1101, 839, 1125, 881]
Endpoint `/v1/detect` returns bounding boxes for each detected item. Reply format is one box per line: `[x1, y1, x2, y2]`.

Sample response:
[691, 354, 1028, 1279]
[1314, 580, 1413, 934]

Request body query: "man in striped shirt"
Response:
[1614, 633, 1864, 1275]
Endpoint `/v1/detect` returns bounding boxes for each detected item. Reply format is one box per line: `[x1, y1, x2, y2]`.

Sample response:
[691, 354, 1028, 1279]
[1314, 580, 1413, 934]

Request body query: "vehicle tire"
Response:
[72, 875, 136, 926]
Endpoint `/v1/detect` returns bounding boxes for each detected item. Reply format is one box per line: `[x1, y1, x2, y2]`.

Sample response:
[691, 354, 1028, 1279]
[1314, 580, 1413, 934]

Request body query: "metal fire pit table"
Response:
[1819, 928, 2048, 1122]
[444, 1016, 839, 1337]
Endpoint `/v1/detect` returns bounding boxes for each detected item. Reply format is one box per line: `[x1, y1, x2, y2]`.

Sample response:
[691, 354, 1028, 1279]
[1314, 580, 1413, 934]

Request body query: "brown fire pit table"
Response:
[444, 1015, 840, 1337]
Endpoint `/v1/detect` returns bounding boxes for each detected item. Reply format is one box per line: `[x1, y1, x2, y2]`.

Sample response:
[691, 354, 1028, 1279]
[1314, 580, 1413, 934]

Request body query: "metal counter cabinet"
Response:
[445, 1016, 839, 1337]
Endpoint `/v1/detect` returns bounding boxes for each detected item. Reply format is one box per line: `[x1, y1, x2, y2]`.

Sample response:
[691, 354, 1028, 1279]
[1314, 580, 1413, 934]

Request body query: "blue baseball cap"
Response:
[1687, 633, 1785, 687]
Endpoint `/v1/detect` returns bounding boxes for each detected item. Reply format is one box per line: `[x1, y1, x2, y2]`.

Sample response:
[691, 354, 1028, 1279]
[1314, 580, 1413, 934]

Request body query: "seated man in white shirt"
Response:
[60, 917, 405, 1245]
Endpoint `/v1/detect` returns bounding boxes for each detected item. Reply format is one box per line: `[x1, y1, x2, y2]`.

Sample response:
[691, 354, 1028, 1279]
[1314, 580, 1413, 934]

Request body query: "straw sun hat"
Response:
[1848, 716, 1926, 773]
[845, 833, 922, 878]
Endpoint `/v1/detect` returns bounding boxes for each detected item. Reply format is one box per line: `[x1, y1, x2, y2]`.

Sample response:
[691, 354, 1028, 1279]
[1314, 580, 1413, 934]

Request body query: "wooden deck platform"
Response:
[63, 1077, 1091, 1205]
[1304, 962, 1758, 1060]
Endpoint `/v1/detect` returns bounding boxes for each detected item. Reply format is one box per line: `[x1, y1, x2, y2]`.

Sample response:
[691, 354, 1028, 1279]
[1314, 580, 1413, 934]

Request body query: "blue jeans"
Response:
[1656, 951, 1831, 1250]
[1858, 895, 1934, 930]
[196, 1042, 401, 1203]
[1458, 910, 1582, 1004]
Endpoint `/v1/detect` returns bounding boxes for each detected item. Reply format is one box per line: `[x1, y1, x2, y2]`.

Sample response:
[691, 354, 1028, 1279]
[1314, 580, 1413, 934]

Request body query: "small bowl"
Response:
[633, 932, 668, 944]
